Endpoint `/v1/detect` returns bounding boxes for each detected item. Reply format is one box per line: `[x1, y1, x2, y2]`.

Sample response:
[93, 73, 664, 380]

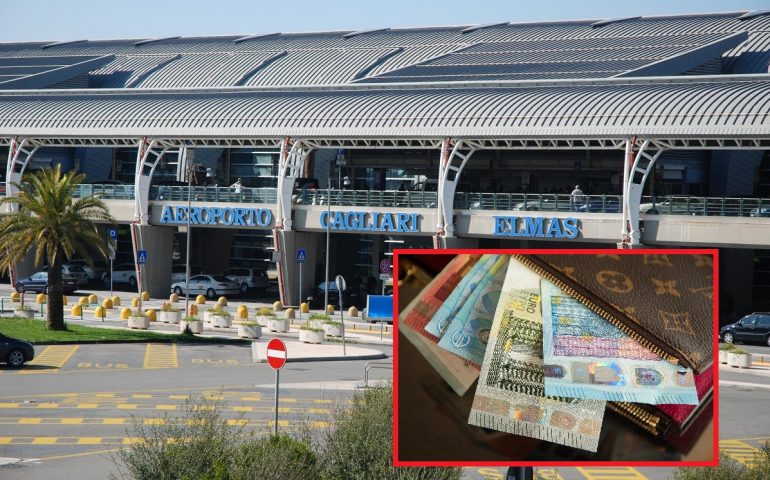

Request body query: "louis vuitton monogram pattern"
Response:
[529, 253, 714, 373]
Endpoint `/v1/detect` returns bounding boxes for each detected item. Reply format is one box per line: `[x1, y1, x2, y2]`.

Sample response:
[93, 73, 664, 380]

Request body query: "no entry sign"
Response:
[266, 338, 287, 370]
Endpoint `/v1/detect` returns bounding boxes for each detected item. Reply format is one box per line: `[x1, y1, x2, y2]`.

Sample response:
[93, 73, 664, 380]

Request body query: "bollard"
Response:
[169, 293, 179, 303]
[326, 304, 335, 315]
[62, 295, 68, 305]
[120, 307, 131, 320]
[94, 306, 106, 320]
[112, 296, 121, 306]
[71, 304, 82, 316]
[36, 293, 46, 305]
[236, 305, 248, 319]
[131, 297, 140, 307]
[188, 304, 198, 317]
[272, 301, 283, 312]
[300, 302, 309, 314]
[79, 296, 89, 306]
[88, 294, 98, 305]
[141, 291, 150, 301]
[218, 296, 228, 306]
[146, 309, 156, 322]
[102, 298, 114, 309]
[196, 295, 206, 305]
[348, 306, 358, 317]
[285, 308, 295, 320]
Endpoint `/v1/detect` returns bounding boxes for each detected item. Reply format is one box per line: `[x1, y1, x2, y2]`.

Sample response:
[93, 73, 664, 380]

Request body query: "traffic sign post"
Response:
[137, 250, 148, 265]
[379, 259, 390, 274]
[266, 338, 287, 436]
[335, 275, 347, 356]
[107, 228, 117, 298]
[296, 249, 306, 315]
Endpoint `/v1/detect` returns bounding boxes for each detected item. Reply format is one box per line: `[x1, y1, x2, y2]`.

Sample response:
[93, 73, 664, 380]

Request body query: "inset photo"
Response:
[394, 249, 717, 466]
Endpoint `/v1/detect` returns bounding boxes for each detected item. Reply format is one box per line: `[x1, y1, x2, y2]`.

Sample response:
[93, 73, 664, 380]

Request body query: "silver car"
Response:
[170, 275, 239, 299]
[222, 267, 269, 294]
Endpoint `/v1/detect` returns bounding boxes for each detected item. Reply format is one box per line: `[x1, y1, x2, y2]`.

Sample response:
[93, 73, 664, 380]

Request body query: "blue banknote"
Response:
[541, 280, 699, 405]
[437, 255, 509, 365]
[423, 254, 497, 338]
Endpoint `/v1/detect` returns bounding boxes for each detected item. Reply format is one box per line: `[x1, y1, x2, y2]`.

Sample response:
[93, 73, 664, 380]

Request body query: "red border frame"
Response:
[392, 248, 719, 468]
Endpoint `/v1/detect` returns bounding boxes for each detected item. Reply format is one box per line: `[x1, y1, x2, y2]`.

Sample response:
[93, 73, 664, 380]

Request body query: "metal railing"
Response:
[150, 186, 277, 204]
[358, 361, 393, 389]
[295, 189, 437, 208]
[72, 184, 135, 200]
[66, 184, 770, 217]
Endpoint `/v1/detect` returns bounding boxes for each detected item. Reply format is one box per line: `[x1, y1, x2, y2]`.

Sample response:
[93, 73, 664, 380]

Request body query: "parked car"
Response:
[107, 263, 138, 287]
[750, 207, 770, 218]
[15, 271, 78, 294]
[577, 199, 621, 213]
[0, 333, 35, 367]
[309, 281, 351, 308]
[170, 264, 203, 284]
[42, 264, 88, 286]
[68, 259, 108, 282]
[170, 275, 239, 299]
[720, 312, 770, 347]
[222, 267, 268, 294]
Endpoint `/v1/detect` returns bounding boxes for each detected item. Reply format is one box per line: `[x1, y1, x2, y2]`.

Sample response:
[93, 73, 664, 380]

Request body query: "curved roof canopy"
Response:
[0, 75, 768, 141]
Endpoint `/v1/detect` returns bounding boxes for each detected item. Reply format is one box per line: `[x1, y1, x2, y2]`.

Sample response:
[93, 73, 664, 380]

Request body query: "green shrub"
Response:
[318, 384, 462, 480]
[300, 326, 324, 332]
[111, 396, 244, 480]
[719, 343, 736, 351]
[207, 306, 230, 317]
[255, 307, 275, 317]
[673, 445, 770, 480]
[732, 347, 750, 355]
[309, 313, 331, 320]
[323, 320, 342, 327]
[229, 434, 320, 480]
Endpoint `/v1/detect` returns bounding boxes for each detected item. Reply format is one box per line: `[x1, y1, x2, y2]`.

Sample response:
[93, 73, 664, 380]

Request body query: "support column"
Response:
[133, 137, 169, 225]
[135, 225, 175, 298]
[277, 231, 319, 306]
[434, 138, 475, 249]
[620, 138, 665, 248]
[274, 138, 312, 305]
[4, 137, 39, 213]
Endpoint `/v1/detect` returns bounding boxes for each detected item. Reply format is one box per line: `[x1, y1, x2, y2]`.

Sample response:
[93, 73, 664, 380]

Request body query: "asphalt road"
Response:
[0, 342, 393, 479]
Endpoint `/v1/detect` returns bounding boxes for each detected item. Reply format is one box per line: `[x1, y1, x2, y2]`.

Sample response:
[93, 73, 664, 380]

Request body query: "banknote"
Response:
[437, 255, 509, 367]
[401, 254, 481, 342]
[424, 254, 497, 339]
[469, 258, 606, 452]
[541, 280, 700, 405]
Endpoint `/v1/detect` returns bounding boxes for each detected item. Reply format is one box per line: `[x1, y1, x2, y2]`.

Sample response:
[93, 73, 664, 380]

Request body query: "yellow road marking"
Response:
[143, 418, 166, 425]
[0, 384, 254, 400]
[233, 406, 253, 412]
[132, 394, 152, 399]
[77, 403, 98, 409]
[32, 437, 58, 445]
[720, 439, 761, 466]
[576, 467, 648, 479]
[155, 404, 177, 410]
[37, 447, 123, 462]
[0, 437, 11, 444]
[22, 345, 79, 373]
[0, 403, 20, 408]
[18, 418, 41, 424]
[61, 418, 83, 424]
[534, 470, 564, 480]
[102, 418, 125, 425]
[36, 403, 59, 408]
[226, 419, 248, 426]
[77, 437, 102, 445]
[309, 408, 330, 414]
[143, 343, 178, 369]
[96, 393, 116, 398]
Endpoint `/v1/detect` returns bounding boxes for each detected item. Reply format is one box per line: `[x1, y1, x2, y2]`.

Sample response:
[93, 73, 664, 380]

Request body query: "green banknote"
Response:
[468, 257, 606, 453]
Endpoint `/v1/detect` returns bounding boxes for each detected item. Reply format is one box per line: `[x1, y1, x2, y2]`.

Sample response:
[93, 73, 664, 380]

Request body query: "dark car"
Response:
[309, 282, 343, 308]
[0, 333, 35, 367]
[720, 312, 770, 346]
[15, 271, 78, 294]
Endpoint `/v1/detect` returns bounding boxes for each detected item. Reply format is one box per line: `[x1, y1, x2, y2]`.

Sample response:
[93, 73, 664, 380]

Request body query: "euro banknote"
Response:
[541, 280, 700, 405]
[469, 257, 606, 452]
[437, 255, 509, 367]
[401, 254, 481, 341]
[424, 254, 497, 339]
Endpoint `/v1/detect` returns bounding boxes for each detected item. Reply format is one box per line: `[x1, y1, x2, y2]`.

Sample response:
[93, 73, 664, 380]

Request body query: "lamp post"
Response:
[324, 182, 331, 308]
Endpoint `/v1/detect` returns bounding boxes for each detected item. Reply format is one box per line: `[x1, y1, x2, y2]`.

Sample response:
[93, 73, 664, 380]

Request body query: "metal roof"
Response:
[0, 75, 768, 140]
[0, 11, 767, 89]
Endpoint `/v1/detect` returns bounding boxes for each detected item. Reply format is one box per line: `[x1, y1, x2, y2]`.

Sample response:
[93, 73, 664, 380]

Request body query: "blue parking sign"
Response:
[108, 227, 118, 240]
[137, 250, 148, 265]
[296, 248, 306, 263]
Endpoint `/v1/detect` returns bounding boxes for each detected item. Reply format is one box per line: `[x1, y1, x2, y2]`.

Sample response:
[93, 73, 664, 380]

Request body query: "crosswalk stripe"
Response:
[21, 345, 79, 373]
[720, 439, 760, 466]
[143, 344, 178, 369]
[576, 467, 648, 479]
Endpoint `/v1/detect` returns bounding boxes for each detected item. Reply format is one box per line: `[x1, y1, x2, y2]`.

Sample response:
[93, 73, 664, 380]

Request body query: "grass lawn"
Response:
[0, 317, 249, 345]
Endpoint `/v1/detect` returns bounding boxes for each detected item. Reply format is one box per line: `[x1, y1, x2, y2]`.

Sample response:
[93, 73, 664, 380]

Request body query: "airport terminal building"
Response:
[1, 11, 770, 319]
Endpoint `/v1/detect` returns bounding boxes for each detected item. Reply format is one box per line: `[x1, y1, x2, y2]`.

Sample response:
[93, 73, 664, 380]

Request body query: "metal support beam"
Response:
[275, 138, 310, 232]
[620, 138, 666, 248]
[133, 137, 169, 225]
[436, 138, 475, 240]
[4, 137, 39, 213]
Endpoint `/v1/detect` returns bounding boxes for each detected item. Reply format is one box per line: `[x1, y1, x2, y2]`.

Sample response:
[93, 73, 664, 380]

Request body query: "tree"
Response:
[0, 165, 114, 330]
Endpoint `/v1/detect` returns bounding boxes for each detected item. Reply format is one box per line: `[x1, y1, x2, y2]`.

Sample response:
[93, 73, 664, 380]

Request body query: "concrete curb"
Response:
[254, 352, 388, 363]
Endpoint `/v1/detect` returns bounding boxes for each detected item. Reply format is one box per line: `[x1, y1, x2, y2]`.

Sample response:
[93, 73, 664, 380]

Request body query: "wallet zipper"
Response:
[512, 254, 692, 371]
[607, 402, 668, 437]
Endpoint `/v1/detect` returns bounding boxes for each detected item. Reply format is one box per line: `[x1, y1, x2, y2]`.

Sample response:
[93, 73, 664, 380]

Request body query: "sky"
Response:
[1, 0, 768, 42]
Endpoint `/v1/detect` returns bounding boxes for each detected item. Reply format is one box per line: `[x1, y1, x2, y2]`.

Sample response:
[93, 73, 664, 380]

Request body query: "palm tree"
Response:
[0, 165, 115, 330]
